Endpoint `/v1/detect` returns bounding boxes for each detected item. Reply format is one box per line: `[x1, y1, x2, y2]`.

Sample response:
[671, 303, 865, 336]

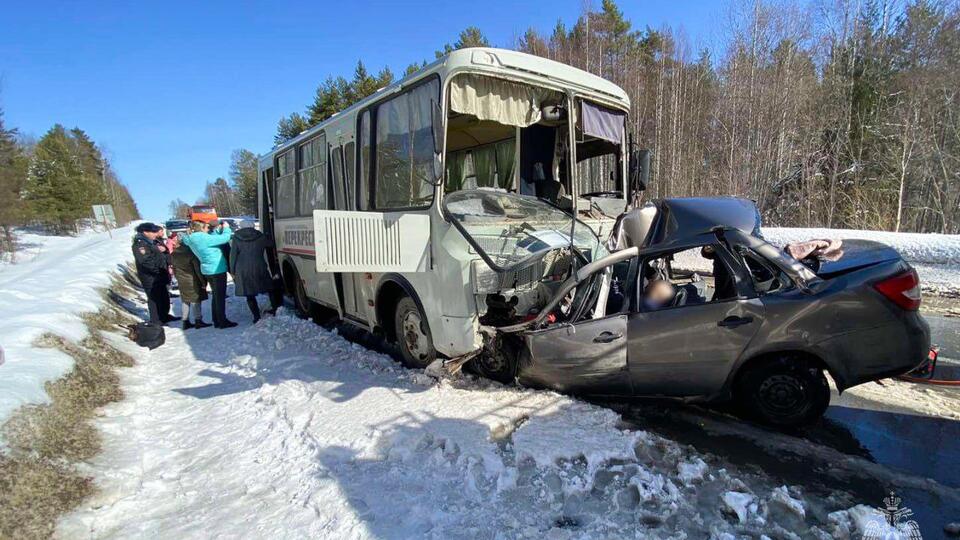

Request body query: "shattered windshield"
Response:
[444, 189, 605, 272]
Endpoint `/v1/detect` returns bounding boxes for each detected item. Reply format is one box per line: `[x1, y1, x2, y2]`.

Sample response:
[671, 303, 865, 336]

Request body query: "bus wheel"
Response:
[291, 270, 313, 319]
[394, 296, 436, 369]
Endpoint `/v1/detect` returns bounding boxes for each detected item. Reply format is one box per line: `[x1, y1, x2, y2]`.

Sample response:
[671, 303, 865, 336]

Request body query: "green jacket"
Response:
[181, 228, 233, 275]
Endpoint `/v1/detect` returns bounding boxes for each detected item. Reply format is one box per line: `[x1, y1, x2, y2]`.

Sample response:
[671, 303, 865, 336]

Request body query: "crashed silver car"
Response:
[446, 190, 931, 427]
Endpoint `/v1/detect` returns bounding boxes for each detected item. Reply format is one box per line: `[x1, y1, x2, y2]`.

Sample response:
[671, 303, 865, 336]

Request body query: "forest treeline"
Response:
[0, 109, 141, 257]
[272, 0, 959, 234]
[519, 0, 960, 233]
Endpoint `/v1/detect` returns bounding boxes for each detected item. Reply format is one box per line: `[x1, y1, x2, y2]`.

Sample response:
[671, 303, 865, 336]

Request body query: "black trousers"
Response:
[208, 273, 228, 327]
[245, 289, 284, 321]
[145, 281, 171, 323]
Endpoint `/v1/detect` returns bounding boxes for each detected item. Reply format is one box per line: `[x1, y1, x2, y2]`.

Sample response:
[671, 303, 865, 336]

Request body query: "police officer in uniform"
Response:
[133, 222, 174, 324]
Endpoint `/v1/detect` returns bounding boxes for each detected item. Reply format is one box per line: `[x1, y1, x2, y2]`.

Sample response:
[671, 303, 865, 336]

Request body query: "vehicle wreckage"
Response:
[446, 189, 931, 426]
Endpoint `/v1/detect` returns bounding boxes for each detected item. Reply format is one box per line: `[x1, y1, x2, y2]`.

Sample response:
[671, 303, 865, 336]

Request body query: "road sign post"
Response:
[92, 204, 117, 238]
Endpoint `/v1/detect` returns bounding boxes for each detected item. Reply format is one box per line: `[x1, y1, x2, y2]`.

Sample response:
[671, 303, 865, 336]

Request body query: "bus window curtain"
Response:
[446, 151, 466, 191]
[450, 74, 545, 128]
[494, 139, 516, 190]
[473, 146, 497, 187]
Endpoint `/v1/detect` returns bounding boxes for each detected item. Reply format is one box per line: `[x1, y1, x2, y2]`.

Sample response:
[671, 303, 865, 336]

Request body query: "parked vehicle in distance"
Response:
[165, 219, 190, 236]
[190, 205, 218, 223]
[218, 217, 239, 230]
[465, 193, 930, 426]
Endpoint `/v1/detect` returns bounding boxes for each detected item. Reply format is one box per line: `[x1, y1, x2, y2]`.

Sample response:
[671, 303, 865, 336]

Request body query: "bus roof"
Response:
[260, 47, 630, 165]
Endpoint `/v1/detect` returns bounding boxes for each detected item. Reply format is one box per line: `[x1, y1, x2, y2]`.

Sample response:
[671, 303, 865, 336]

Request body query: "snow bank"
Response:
[765, 227, 960, 295]
[763, 227, 960, 265]
[0, 226, 136, 427]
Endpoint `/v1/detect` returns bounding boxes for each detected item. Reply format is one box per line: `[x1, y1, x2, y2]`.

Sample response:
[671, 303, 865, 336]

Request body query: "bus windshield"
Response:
[444, 189, 604, 272]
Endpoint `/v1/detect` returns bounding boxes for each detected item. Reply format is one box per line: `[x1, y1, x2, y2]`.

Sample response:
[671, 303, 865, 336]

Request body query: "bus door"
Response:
[261, 167, 275, 238]
[329, 143, 363, 320]
[260, 167, 280, 275]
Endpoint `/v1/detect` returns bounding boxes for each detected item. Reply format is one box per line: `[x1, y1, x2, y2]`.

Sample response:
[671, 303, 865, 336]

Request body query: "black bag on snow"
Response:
[127, 322, 165, 349]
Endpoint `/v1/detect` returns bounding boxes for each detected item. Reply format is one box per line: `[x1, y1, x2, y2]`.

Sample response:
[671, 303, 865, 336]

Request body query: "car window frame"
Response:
[634, 240, 752, 314]
[736, 245, 794, 296]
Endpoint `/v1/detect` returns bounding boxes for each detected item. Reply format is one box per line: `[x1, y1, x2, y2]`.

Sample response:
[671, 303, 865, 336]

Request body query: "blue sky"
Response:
[0, 0, 718, 220]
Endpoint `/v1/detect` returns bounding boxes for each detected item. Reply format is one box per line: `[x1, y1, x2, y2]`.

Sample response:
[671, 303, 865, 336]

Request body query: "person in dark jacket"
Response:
[170, 234, 211, 330]
[229, 220, 282, 323]
[132, 222, 174, 324]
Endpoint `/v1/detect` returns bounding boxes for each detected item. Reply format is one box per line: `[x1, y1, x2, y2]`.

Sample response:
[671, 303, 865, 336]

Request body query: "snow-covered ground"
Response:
[60, 298, 904, 539]
[0, 225, 137, 427]
[764, 227, 960, 296]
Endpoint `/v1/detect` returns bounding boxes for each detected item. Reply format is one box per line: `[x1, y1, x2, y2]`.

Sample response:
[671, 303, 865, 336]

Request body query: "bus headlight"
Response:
[472, 260, 502, 294]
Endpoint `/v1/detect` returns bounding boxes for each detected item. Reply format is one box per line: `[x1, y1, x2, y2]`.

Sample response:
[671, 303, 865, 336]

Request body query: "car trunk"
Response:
[811, 239, 903, 279]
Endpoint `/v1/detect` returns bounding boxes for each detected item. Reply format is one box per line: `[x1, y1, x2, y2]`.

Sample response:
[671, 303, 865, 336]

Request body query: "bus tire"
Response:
[393, 296, 436, 369]
[289, 266, 314, 319]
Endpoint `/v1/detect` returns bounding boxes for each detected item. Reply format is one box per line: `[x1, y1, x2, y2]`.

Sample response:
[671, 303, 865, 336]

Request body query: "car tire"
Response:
[469, 337, 518, 384]
[394, 296, 436, 369]
[735, 357, 830, 427]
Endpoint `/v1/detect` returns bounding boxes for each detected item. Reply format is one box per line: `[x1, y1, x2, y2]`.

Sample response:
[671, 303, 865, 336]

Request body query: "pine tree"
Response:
[0, 107, 27, 255]
[275, 113, 309, 145]
[436, 26, 491, 58]
[229, 149, 259, 214]
[24, 125, 88, 232]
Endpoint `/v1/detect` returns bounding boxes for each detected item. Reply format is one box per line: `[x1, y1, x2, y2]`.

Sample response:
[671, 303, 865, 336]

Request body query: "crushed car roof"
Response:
[651, 197, 761, 246]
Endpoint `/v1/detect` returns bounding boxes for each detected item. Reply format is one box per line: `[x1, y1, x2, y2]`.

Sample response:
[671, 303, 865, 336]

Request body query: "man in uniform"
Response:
[133, 222, 175, 324]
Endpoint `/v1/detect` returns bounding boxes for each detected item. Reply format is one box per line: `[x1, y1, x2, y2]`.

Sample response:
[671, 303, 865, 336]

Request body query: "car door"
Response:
[520, 314, 633, 395]
[626, 244, 764, 396]
[626, 298, 763, 396]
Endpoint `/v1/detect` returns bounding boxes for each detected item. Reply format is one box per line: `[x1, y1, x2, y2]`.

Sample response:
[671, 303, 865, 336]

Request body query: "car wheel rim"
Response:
[757, 374, 805, 414]
[401, 310, 429, 361]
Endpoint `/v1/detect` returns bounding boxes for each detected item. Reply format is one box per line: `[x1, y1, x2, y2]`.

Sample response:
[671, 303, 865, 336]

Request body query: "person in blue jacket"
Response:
[181, 220, 236, 328]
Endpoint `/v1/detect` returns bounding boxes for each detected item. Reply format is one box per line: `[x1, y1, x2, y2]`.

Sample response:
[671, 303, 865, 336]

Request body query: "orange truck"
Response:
[189, 205, 218, 223]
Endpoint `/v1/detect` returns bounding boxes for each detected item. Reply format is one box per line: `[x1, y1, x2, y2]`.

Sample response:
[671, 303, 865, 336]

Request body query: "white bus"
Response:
[258, 47, 645, 374]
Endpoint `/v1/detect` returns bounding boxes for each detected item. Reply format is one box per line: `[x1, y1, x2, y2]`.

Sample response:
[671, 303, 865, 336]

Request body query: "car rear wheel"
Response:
[394, 296, 436, 369]
[736, 358, 830, 427]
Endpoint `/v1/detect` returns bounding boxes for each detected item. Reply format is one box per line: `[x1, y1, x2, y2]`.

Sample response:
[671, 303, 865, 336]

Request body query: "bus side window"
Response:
[374, 78, 439, 210]
[275, 151, 296, 219]
[343, 141, 355, 211]
[298, 134, 327, 215]
[359, 111, 371, 211]
[330, 145, 346, 210]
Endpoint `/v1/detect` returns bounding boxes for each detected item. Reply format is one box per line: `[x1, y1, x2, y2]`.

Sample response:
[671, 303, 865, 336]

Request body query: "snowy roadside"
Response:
[0, 226, 137, 428]
[764, 227, 960, 297]
[60, 293, 923, 539]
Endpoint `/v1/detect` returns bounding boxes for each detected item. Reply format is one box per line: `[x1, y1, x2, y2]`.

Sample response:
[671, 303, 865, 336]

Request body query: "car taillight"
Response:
[874, 269, 921, 310]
